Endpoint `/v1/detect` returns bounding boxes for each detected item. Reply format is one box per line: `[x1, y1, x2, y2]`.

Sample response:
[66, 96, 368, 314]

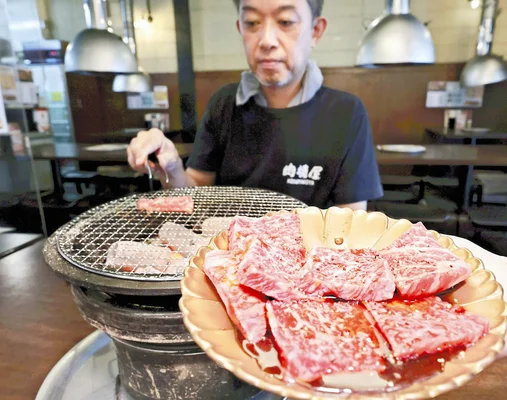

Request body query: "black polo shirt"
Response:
[186, 84, 383, 208]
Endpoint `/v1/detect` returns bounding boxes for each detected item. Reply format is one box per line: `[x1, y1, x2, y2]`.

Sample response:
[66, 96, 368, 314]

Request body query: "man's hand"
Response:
[127, 128, 216, 188]
[127, 128, 183, 174]
[127, 128, 188, 188]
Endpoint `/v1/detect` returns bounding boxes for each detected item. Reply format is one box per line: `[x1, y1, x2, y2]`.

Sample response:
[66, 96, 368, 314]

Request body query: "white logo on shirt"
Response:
[283, 164, 323, 186]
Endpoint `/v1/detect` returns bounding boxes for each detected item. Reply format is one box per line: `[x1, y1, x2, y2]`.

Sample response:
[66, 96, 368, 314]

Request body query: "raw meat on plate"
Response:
[106, 241, 188, 274]
[137, 195, 194, 213]
[385, 221, 442, 249]
[237, 238, 312, 301]
[267, 300, 385, 382]
[302, 247, 396, 301]
[364, 296, 489, 361]
[380, 222, 471, 298]
[227, 214, 309, 300]
[203, 249, 267, 343]
[382, 247, 472, 298]
[228, 213, 306, 265]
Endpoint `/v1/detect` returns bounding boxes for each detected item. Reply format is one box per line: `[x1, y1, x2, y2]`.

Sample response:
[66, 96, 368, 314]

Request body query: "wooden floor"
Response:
[0, 241, 94, 400]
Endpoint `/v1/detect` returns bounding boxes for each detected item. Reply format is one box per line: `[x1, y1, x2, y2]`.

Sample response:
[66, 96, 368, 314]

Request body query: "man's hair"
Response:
[232, 0, 324, 19]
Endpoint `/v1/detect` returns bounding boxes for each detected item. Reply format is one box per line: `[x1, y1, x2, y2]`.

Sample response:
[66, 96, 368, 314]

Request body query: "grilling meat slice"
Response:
[137, 195, 194, 213]
[158, 222, 210, 255]
[106, 241, 188, 274]
[201, 217, 235, 237]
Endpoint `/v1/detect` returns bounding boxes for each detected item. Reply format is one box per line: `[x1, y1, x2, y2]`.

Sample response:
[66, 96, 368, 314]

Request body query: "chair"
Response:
[478, 230, 507, 257]
[61, 170, 99, 195]
[378, 175, 424, 204]
[461, 171, 507, 252]
[372, 202, 458, 235]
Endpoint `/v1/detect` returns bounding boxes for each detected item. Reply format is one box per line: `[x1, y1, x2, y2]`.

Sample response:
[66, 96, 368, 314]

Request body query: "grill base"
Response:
[36, 330, 281, 400]
[71, 286, 189, 344]
[113, 337, 260, 400]
[71, 285, 261, 399]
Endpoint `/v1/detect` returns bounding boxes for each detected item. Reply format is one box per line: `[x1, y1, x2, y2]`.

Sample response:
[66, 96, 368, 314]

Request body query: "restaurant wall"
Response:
[46, 0, 507, 74]
[67, 63, 507, 146]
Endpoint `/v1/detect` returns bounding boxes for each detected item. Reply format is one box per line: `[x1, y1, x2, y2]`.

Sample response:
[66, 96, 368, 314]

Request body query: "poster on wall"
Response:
[425, 81, 484, 108]
[127, 85, 169, 110]
[0, 87, 8, 135]
[0, 65, 19, 102]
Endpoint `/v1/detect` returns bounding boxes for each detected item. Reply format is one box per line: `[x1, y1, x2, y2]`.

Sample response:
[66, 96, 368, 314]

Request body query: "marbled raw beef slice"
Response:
[237, 238, 314, 301]
[203, 249, 267, 343]
[381, 246, 471, 298]
[303, 247, 395, 301]
[364, 296, 489, 361]
[267, 300, 385, 382]
[228, 213, 306, 265]
[380, 222, 471, 298]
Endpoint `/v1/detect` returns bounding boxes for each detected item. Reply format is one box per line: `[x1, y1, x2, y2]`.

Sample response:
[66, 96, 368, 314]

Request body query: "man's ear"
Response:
[312, 17, 327, 48]
[236, 19, 241, 34]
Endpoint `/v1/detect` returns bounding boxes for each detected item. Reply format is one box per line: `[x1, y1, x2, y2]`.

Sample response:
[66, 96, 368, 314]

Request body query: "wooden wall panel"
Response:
[473, 78, 507, 132]
[321, 64, 464, 145]
[193, 70, 242, 119]
[66, 73, 107, 143]
[67, 73, 181, 143]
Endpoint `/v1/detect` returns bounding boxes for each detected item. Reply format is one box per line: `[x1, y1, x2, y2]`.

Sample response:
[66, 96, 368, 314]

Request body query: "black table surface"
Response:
[14, 142, 194, 162]
[376, 144, 507, 166]
[426, 127, 507, 140]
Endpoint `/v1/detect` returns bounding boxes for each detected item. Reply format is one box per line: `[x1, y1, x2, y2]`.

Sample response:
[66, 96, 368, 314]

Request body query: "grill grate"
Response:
[57, 187, 307, 282]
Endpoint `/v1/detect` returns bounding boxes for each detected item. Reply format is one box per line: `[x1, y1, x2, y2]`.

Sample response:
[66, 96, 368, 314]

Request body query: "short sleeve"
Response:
[186, 91, 227, 173]
[331, 100, 384, 205]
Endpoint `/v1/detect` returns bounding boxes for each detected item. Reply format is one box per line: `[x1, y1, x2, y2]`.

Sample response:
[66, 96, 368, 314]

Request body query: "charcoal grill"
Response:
[56, 186, 306, 283]
[43, 187, 306, 399]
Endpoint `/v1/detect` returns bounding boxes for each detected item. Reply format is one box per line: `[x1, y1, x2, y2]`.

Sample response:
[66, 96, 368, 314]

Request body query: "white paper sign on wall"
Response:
[426, 81, 484, 108]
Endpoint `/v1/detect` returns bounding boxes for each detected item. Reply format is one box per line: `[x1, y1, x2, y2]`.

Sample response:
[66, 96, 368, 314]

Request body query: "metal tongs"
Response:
[145, 153, 169, 192]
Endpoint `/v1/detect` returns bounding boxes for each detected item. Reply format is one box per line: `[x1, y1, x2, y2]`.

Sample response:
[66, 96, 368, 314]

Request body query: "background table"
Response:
[376, 144, 507, 211]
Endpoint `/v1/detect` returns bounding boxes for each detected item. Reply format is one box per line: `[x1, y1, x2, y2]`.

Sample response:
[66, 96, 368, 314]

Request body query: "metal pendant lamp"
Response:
[461, 0, 507, 87]
[356, 0, 435, 66]
[65, 0, 139, 74]
[113, 0, 151, 93]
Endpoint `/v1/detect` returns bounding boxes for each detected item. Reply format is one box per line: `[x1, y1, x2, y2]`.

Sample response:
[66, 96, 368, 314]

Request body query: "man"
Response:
[127, 0, 383, 210]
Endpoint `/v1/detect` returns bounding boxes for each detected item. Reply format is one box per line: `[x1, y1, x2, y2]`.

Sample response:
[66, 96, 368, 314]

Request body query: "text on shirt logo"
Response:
[283, 163, 323, 186]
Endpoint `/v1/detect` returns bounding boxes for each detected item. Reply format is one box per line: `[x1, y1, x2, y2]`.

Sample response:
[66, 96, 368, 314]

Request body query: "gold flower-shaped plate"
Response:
[179, 208, 507, 399]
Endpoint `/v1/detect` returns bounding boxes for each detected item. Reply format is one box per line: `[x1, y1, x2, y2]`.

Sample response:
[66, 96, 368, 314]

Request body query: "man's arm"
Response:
[336, 201, 367, 211]
[161, 167, 216, 189]
[330, 99, 383, 206]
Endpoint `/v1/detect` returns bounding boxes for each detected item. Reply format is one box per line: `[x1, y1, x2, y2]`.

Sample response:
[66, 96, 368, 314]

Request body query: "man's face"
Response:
[237, 0, 324, 88]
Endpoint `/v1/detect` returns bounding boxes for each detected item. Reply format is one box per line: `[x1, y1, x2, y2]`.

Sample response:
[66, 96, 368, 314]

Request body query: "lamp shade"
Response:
[356, 13, 435, 66]
[64, 28, 139, 74]
[461, 54, 507, 87]
[112, 67, 152, 93]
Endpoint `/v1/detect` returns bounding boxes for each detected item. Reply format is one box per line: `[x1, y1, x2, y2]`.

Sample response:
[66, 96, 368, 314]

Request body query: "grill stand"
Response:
[70, 285, 262, 400]
[36, 329, 282, 400]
